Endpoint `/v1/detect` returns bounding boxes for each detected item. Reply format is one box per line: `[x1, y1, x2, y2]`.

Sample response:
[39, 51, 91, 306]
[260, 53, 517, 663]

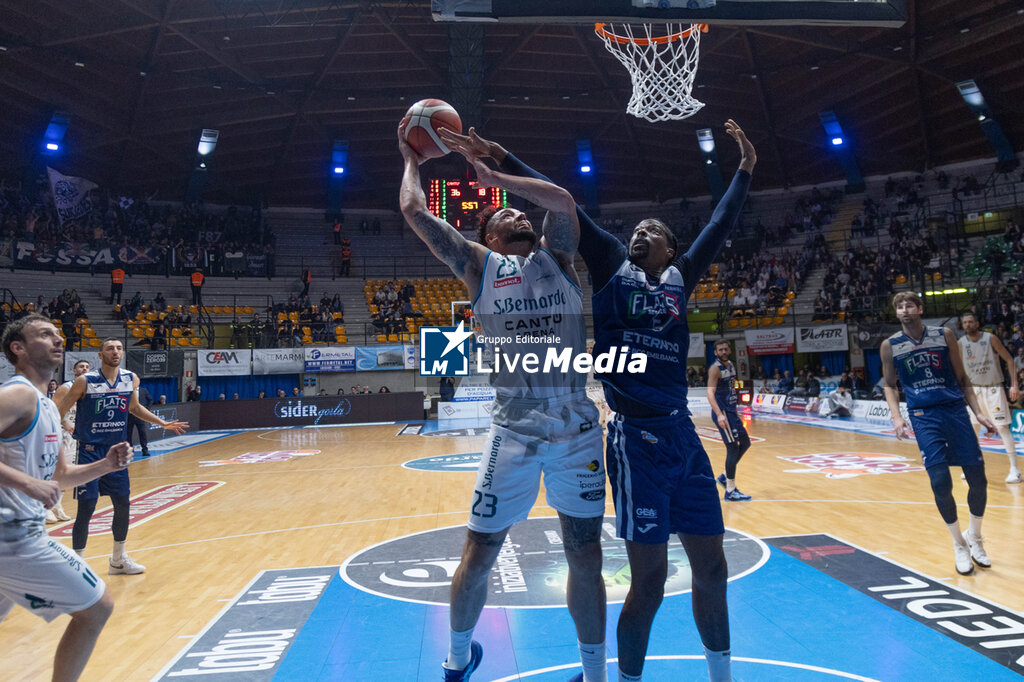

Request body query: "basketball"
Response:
[403, 98, 462, 159]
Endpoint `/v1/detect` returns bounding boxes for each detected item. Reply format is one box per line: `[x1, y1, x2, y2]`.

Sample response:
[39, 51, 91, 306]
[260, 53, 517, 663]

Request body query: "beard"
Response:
[507, 229, 538, 247]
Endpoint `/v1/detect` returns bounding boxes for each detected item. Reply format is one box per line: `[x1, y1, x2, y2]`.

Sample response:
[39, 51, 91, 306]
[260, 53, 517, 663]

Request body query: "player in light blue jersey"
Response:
[400, 121, 608, 682]
[440, 120, 755, 682]
[1, 314, 133, 681]
[880, 292, 997, 576]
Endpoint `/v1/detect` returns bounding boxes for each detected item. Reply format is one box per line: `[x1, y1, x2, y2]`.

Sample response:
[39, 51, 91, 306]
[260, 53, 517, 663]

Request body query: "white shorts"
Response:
[970, 386, 1011, 426]
[62, 431, 78, 465]
[0, 526, 105, 623]
[468, 393, 606, 533]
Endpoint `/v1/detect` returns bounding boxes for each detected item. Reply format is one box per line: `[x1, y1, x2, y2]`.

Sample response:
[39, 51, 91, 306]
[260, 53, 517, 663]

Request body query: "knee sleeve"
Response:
[110, 495, 131, 542]
[926, 466, 958, 524]
[961, 464, 987, 518]
[73, 497, 98, 549]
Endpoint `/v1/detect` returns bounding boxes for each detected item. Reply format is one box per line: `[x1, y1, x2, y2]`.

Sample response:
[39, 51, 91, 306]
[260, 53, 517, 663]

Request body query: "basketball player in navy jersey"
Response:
[707, 340, 753, 501]
[440, 119, 755, 682]
[57, 339, 188, 576]
[400, 122, 609, 682]
[880, 292, 997, 575]
[0, 314, 132, 681]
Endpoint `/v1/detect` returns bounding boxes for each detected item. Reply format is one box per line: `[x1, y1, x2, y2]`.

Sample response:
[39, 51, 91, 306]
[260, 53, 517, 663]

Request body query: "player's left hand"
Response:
[162, 419, 189, 435]
[724, 119, 756, 171]
[396, 119, 428, 165]
[1010, 386, 1020, 402]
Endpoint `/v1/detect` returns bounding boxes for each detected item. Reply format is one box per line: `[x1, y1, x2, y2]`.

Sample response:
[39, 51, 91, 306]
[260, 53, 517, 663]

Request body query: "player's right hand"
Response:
[713, 412, 724, 428]
[892, 418, 909, 440]
[24, 478, 61, 508]
[396, 119, 427, 165]
[105, 441, 133, 470]
[439, 126, 507, 162]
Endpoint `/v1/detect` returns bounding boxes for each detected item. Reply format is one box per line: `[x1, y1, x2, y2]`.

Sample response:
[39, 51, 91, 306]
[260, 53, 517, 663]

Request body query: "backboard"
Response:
[432, 0, 908, 27]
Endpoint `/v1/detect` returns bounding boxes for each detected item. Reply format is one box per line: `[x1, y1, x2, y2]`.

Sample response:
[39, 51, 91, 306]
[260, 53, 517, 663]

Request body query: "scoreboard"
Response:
[428, 179, 507, 230]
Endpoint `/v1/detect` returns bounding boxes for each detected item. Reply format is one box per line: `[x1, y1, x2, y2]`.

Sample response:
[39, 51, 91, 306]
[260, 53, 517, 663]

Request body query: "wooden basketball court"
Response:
[2, 413, 1022, 680]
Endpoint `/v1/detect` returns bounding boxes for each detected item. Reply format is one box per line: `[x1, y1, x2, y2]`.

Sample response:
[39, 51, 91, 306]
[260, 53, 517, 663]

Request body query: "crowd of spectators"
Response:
[183, 383, 392, 401]
[723, 248, 813, 314]
[270, 291, 346, 347]
[370, 280, 420, 336]
[1, 179, 274, 277]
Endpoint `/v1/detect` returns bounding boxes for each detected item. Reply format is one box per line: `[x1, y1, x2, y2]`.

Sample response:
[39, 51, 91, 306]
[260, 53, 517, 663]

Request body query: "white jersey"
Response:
[472, 248, 587, 400]
[0, 376, 62, 525]
[959, 332, 1003, 386]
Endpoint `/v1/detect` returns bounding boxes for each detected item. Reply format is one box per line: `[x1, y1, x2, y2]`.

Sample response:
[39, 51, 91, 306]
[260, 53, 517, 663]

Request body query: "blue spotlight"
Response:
[45, 142, 60, 152]
[831, 137, 844, 146]
[579, 164, 591, 174]
[333, 166, 345, 175]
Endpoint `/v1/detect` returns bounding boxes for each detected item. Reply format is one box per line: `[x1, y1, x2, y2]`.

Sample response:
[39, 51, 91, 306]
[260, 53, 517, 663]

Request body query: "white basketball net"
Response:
[595, 23, 706, 123]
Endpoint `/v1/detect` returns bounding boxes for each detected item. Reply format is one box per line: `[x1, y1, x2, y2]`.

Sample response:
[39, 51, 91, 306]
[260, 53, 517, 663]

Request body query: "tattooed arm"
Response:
[398, 122, 487, 293]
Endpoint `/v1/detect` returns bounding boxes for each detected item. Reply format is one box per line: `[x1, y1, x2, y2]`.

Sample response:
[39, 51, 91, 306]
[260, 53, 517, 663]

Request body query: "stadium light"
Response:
[956, 80, 985, 108]
[196, 129, 219, 156]
[42, 111, 71, 155]
[831, 137, 844, 146]
[331, 140, 348, 176]
[45, 142, 60, 151]
[576, 139, 594, 176]
[696, 128, 715, 154]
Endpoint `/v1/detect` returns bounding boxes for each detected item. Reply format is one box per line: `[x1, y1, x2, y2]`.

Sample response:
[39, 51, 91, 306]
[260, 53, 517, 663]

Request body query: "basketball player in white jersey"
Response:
[45, 359, 91, 524]
[400, 123, 608, 682]
[0, 314, 132, 681]
[959, 312, 1021, 483]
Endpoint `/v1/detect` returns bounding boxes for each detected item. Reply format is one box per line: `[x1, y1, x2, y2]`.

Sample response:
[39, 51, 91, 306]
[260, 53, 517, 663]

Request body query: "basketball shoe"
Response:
[716, 473, 726, 488]
[109, 555, 146, 575]
[443, 641, 482, 682]
[1006, 469, 1022, 484]
[953, 542, 974, 575]
[724, 489, 752, 501]
[962, 530, 991, 568]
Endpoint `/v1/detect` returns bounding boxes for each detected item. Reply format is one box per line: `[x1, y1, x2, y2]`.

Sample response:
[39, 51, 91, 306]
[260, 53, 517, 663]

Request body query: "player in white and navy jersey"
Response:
[45, 358, 91, 525]
[0, 313, 133, 681]
[959, 311, 1021, 483]
[450, 120, 755, 682]
[400, 122, 607, 682]
[57, 339, 188, 577]
[707, 339, 753, 501]
[881, 293, 997, 576]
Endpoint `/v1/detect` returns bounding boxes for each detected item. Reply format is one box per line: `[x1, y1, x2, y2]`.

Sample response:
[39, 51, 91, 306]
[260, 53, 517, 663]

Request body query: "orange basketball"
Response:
[403, 99, 462, 159]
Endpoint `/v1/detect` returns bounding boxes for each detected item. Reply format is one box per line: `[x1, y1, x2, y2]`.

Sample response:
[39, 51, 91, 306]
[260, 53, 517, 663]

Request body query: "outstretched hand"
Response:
[452, 147, 499, 189]
[397, 119, 428, 166]
[439, 127, 507, 163]
[161, 419, 189, 435]
[724, 119, 756, 172]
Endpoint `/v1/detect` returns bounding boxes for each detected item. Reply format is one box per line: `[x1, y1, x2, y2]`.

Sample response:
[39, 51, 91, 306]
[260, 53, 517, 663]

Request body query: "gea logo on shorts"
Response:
[780, 452, 925, 478]
[341, 518, 767, 607]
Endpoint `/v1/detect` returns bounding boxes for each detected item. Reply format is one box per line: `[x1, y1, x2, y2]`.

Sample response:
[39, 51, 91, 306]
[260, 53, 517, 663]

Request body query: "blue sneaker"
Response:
[567, 674, 583, 682]
[443, 641, 483, 681]
[716, 473, 727, 488]
[724, 488, 752, 501]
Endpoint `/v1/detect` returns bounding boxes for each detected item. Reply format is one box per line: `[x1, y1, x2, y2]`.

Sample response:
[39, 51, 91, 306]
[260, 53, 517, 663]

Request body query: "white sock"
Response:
[579, 640, 607, 682]
[618, 671, 642, 682]
[112, 541, 127, 561]
[444, 627, 474, 670]
[704, 646, 732, 682]
[73, 548, 85, 555]
[947, 521, 966, 546]
[968, 514, 983, 538]
[1000, 428, 1019, 471]
[726, 478, 736, 493]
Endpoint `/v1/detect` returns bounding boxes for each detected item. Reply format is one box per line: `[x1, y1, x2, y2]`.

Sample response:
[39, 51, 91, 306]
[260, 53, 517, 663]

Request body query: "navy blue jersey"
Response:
[498, 152, 750, 414]
[888, 326, 964, 409]
[711, 359, 738, 414]
[74, 369, 134, 444]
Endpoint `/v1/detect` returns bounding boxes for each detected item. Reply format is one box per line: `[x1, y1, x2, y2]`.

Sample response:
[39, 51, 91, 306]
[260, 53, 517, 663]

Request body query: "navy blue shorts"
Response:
[908, 401, 984, 470]
[74, 442, 130, 500]
[716, 412, 747, 445]
[605, 413, 724, 543]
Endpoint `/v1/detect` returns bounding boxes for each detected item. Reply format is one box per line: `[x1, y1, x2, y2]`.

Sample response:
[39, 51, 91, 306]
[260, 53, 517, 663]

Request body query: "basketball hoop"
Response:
[594, 23, 708, 122]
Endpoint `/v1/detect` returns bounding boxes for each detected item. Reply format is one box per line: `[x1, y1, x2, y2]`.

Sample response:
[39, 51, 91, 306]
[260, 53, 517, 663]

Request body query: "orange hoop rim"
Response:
[594, 22, 707, 46]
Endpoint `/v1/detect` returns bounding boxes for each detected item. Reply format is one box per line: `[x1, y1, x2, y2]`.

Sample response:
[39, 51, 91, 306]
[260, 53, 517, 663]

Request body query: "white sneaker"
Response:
[1006, 470, 1022, 484]
[45, 509, 58, 524]
[963, 530, 991, 568]
[953, 542, 974, 575]
[109, 555, 146, 575]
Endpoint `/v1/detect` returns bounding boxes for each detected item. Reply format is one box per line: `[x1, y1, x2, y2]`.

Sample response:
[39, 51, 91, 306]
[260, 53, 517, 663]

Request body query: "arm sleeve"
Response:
[499, 153, 626, 290]
[675, 170, 751, 287]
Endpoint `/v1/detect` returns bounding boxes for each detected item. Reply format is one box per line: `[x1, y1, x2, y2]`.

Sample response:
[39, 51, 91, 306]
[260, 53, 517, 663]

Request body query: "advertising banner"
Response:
[744, 328, 794, 355]
[1013, 410, 1024, 439]
[63, 350, 97, 379]
[752, 393, 787, 413]
[251, 348, 305, 375]
[355, 345, 408, 371]
[796, 324, 849, 353]
[785, 395, 823, 415]
[197, 349, 251, 376]
[125, 350, 184, 378]
[199, 392, 424, 430]
[855, 322, 900, 349]
[302, 346, 355, 373]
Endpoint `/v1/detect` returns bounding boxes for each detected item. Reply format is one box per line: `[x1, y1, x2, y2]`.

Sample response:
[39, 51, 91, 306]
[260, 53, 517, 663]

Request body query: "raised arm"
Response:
[398, 121, 488, 294]
[440, 126, 626, 290]
[677, 120, 756, 285]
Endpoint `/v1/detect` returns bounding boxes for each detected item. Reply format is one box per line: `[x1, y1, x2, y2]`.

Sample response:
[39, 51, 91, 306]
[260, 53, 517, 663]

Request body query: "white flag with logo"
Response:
[46, 167, 98, 224]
